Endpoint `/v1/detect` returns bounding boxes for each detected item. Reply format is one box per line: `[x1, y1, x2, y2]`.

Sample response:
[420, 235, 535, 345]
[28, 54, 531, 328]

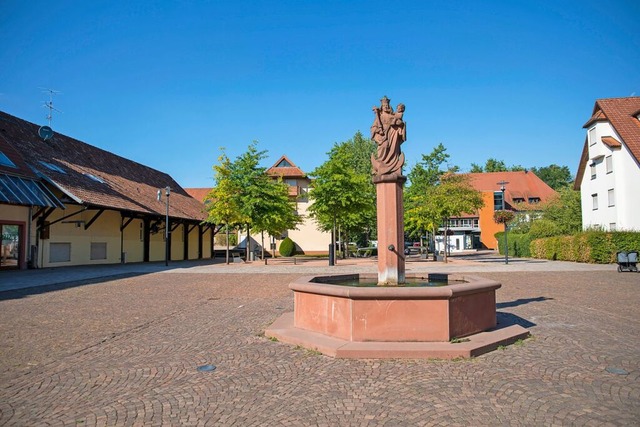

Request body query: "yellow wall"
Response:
[38, 208, 123, 268]
[30, 207, 211, 267]
[2, 204, 30, 222]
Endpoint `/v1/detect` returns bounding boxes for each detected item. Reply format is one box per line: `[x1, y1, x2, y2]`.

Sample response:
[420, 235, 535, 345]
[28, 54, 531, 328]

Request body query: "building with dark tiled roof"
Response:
[0, 110, 214, 269]
[575, 97, 640, 231]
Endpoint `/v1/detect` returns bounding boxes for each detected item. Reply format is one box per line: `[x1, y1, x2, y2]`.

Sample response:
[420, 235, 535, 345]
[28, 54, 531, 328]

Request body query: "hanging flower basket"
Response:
[493, 210, 515, 224]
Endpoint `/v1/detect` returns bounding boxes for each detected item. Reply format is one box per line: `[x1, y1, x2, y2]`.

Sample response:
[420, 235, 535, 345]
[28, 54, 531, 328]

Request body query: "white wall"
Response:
[581, 123, 640, 231]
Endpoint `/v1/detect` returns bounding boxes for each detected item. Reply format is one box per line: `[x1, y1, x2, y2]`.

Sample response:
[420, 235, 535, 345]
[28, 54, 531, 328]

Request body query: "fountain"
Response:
[266, 98, 529, 358]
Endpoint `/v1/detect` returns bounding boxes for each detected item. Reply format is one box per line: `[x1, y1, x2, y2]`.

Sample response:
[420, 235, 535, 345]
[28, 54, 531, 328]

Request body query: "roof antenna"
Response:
[38, 88, 62, 141]
[40, 88, 63, 127]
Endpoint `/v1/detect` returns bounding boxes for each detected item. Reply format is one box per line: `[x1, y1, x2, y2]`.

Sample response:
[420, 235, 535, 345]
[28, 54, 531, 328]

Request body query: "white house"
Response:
[575, 97, 640, 231]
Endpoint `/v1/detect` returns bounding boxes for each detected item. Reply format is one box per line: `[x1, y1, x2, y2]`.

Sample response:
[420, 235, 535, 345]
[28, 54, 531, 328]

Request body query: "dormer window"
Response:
[528, 197, 540, 204]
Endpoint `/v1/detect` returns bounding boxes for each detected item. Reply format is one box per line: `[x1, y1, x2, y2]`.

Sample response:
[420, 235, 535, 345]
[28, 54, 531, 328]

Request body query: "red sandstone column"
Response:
[374, 174, 406, 285]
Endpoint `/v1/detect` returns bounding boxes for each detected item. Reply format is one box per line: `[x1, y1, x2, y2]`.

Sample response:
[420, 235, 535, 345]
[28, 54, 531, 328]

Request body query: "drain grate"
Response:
[197, 364, 216, 372]
[605, 367, 629, 375]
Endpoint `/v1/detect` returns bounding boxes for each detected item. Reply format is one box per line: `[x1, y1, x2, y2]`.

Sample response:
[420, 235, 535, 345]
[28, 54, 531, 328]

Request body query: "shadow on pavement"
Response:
[497, 296, 553, 309]
[0, 273, 147, 301]
[496, 311, 537, 329]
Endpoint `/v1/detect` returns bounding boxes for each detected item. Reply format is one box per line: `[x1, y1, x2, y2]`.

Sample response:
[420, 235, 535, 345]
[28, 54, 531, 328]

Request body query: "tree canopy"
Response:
[307, 131, 376, 244]
[205, 142, 301, 260]
[470, 158, 525, 173]
[530, 164, 573, 190]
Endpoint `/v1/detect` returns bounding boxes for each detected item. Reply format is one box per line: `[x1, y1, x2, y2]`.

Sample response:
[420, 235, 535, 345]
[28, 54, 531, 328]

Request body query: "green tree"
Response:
[308, 132, 376, 257]
[210, 142, 301, 261]
[204, 150, 246, 264]
[470, 158, 524, 172]
[530, 164, 573, 190]
[541, 187, 582, 235]
[407, 173, 483, 262]
[405, 143, 457, 243]
[469, 163, 484, 173]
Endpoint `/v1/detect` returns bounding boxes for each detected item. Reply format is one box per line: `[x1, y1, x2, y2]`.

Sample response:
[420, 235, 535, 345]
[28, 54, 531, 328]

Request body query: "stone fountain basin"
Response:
[291, 273, 500, 342]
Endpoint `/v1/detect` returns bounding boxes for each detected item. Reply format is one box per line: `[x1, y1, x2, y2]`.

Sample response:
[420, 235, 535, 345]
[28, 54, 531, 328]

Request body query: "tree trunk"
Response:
[246, 226, 250, 261]
[225, 225, 230, 265]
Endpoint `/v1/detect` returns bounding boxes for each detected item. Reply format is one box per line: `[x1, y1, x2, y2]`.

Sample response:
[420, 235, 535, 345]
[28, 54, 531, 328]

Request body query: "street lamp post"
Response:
[498, 180, 509, 265]
[157, 186, 171, 266]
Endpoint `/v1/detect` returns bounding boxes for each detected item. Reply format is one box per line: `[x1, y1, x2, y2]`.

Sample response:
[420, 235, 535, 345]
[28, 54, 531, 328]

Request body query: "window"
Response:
[512, 197, 525, 204]
[284, 179, 297, 187]
[84, 173, 105, 184]
[276, 159, 293, 167]
[608, 189, 615, 207]
[610, 223, 616, 231]
[493, 191, 504, 211]
[592, 194, 598, 210]
[39, 161, 66, 174]
[0, 151, 16, 168]
[90, 242, 107, 260]
[589, 127, 596, 146]
[528, 197, 540, 204]
[605, 155, 613, 174]
[49, 242, 71, 263]
[590, 163, 596, 180]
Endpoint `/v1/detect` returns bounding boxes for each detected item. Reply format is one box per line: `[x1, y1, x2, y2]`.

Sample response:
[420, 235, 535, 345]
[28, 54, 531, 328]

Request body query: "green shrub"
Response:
[530, 231, 640, 264]
[279, 237, 296, 257]
[529, 219, 562, 239]
[496, 232, 532, 257]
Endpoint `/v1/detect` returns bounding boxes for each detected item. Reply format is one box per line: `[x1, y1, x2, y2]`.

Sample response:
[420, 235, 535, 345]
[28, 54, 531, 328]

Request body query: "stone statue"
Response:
[371, 96, 406, 177]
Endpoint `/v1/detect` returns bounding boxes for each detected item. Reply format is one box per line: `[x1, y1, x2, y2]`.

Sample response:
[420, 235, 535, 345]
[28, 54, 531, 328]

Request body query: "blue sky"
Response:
[1, 1, 639, 188]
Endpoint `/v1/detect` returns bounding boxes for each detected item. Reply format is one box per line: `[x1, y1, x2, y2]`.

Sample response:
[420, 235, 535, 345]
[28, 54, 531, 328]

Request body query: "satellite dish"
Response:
[38, 125, 54, 141]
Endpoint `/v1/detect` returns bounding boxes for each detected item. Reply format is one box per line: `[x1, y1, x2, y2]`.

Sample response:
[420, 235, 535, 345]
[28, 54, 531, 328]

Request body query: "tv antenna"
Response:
[39, 88, 63, 127]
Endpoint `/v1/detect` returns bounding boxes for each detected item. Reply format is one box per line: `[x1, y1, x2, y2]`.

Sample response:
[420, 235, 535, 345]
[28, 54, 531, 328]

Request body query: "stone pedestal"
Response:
[374, 174, 406, 285]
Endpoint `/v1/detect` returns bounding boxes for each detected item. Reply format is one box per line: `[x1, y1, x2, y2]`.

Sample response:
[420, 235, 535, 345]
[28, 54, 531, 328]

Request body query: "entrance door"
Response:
[1, 224, 22, 269]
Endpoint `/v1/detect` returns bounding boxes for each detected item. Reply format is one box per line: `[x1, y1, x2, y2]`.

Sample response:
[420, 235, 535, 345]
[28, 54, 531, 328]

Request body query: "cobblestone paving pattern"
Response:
[0, 271, 638, 426]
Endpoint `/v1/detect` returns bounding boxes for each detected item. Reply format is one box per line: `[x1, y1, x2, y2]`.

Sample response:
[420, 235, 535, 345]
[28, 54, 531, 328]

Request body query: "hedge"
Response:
[529, 231, 640, 263]
[495, 232, 533, 258]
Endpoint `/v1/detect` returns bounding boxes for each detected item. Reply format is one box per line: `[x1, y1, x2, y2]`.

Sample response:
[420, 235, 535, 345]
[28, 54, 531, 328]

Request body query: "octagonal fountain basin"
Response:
[293, 273, 499, 342]
[266, 273, 530, 359]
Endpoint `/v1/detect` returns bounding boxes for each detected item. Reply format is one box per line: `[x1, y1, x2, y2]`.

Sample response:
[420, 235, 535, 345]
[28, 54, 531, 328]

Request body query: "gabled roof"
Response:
[266, 155, 306, 178]
[584, 97, 640, 162]
[0, 110, 205, 220]
[575, 97, 640, 189]
[466, 171, 557, 209]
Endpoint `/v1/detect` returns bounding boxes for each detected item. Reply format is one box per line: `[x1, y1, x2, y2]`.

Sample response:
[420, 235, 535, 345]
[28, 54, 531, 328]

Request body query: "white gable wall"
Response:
[581, 122, 640, 231]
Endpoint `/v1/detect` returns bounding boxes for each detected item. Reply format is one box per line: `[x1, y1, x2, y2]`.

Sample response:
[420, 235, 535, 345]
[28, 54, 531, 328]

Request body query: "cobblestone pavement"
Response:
[0, 262, 638, 425]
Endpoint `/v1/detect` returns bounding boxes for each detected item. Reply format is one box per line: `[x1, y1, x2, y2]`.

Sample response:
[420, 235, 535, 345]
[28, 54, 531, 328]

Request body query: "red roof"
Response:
[0, 110, 206, 221]
[466, 171, 557, 209]
[184, 187, 211, 203]
[592, 97, 640, 163]
[575, 97, 640, 189]
[266, 155, 306, 178]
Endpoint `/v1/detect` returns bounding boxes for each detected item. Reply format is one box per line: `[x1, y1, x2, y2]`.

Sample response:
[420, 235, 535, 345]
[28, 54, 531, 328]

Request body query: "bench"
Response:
[264, 257, 297, 265]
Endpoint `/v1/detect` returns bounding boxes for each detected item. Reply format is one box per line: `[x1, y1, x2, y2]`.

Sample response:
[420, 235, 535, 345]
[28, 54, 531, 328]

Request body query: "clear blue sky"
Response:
[1, 1, 639, 188]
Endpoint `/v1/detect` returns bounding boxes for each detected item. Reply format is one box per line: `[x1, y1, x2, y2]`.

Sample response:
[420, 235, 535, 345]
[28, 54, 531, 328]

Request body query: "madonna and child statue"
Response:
[370, 96, 406, 180]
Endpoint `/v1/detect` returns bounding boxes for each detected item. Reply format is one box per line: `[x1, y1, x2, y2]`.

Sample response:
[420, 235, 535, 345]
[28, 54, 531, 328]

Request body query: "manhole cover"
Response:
[197, 364, 216, 372]
[605, 367, 628, 375]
